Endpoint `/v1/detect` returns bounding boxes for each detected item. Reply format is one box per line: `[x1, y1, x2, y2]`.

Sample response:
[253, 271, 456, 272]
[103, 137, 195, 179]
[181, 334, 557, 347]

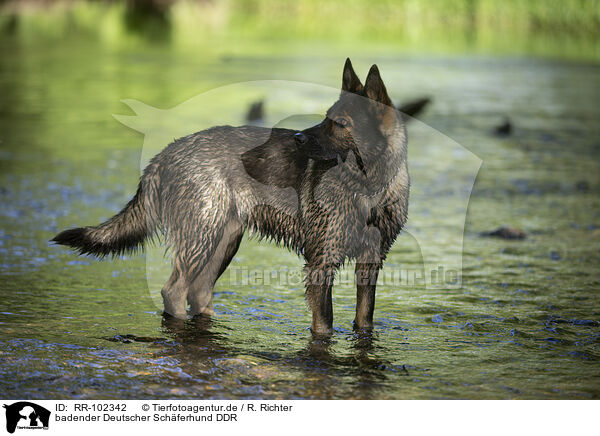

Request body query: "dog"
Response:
[53, 58, 409, 335]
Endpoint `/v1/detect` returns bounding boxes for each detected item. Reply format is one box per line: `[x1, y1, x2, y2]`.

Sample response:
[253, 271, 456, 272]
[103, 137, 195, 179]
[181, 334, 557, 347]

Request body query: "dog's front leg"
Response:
[354, 259, 382, 331]
[304, 262, 337, 336]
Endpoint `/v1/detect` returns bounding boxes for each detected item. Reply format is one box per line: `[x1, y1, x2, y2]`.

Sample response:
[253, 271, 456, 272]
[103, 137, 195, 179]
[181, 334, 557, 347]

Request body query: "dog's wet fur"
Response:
[53, 59, 410, 335]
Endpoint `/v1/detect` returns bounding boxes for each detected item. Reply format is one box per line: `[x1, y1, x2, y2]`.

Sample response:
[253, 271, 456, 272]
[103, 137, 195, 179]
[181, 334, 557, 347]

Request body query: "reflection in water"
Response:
[123, 0, 172, 42]
[299, 332, 392, 399]
[101, 316, 398, 399]
[162, 314, 219, 341]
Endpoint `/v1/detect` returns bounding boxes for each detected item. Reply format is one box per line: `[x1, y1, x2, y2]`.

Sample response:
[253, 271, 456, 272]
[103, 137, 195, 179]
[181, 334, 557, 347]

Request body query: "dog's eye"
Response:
[334, 118, 349, 128]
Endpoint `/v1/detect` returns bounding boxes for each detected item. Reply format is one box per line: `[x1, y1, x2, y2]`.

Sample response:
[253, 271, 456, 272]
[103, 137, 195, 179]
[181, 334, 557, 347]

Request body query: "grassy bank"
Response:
[1, 0, 599, 60]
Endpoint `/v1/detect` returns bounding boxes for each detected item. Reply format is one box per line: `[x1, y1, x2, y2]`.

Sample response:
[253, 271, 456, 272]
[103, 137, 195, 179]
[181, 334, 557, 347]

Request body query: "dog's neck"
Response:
[339, 121, 406, 197]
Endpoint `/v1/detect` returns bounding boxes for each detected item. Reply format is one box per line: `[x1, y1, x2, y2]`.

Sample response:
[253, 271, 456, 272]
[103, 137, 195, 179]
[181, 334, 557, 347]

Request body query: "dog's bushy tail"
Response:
[52, 169, 159, 257]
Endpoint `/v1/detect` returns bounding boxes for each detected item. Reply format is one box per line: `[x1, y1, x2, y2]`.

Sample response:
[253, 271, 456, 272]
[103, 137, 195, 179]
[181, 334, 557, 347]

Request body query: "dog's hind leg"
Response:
[161, 258, 190, 319]
[187, 221, 245, 316]
[215, 224, 245, 280]
[162, 226, 226, 319]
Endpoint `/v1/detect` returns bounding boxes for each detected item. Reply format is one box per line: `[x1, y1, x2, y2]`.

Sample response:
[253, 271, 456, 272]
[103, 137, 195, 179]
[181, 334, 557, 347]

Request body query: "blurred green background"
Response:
[1, 0, 599, 59]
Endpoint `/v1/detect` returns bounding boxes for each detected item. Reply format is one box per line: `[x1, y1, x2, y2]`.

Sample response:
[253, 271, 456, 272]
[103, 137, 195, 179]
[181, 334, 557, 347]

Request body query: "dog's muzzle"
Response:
[295, 126, 338, 161]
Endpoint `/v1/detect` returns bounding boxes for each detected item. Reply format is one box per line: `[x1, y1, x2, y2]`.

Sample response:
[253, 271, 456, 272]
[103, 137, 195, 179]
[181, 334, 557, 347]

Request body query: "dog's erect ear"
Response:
[342, 58, 363, 93]
[364, 64, 392, 106]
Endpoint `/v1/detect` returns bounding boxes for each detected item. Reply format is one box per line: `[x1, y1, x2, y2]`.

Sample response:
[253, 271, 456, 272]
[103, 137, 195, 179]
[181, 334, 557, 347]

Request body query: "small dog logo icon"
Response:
[3, 402, 50, 434]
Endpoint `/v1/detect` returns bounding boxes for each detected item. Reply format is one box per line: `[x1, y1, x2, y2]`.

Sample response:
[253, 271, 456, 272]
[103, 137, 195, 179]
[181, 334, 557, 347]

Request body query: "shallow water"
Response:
[1, 37, 599, 399]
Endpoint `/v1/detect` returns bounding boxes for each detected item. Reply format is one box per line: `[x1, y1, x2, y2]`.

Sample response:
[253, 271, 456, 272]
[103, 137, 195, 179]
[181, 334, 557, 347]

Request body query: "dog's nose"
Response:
[294, 132, 308, 145]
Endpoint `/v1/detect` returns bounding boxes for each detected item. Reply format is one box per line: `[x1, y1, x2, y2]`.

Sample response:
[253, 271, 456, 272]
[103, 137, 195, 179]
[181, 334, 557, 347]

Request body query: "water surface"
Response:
[1, 38, 599, 399]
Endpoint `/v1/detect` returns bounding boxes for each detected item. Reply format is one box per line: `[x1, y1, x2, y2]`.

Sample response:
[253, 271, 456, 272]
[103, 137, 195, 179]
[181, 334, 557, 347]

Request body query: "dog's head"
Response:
[295, 58, 406, 182]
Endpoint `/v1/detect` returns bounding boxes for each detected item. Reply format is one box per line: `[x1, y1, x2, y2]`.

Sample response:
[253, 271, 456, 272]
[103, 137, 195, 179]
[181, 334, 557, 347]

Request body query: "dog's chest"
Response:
[300, 171, 385, 258]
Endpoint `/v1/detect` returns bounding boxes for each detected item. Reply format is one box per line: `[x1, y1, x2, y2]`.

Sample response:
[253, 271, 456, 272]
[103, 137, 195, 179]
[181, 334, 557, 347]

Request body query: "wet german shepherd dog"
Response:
[53, 59, 409, 335]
